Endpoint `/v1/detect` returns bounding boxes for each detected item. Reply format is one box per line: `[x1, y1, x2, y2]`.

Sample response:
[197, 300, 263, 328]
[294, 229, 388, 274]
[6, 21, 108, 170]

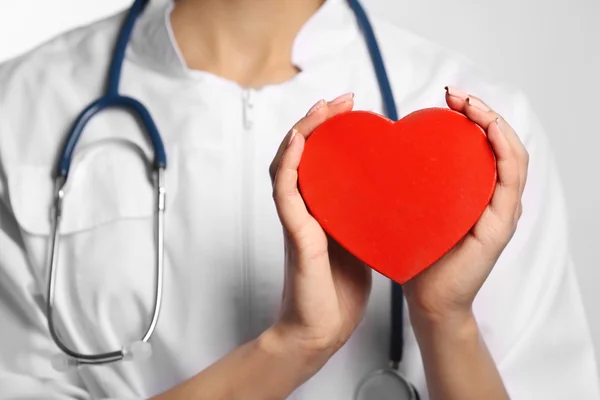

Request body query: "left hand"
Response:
[403, 86, 529, 326]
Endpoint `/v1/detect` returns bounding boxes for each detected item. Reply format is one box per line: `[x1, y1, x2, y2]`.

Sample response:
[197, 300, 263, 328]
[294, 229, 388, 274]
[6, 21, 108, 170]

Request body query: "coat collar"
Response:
[127, 0, 361, 80]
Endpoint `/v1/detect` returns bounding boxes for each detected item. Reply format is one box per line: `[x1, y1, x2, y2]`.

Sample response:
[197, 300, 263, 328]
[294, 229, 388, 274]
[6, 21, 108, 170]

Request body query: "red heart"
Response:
[297, 108, 497, 284]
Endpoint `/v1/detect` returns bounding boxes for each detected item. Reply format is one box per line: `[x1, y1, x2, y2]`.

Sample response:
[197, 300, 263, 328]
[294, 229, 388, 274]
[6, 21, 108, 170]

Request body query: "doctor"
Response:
[0, 0, 598, 399]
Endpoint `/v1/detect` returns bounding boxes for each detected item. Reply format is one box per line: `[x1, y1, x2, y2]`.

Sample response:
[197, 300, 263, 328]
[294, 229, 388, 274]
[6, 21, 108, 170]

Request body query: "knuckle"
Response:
[500, 221, 516, 242]
[515, 202, 523, 220]
[492, 114, 506, 131]
[269, 160, 284, 179]
[498, 174, 519, 190]
[522, 148, 530, 166]
[287, 219, 310, 239]
[487, 208, 516, 238]
[511, 213, 520, 234]
[474, 224, 500, 248]
[506, 205, 521, 232]
[303, 243, 329, 264]
[269, 163, 276, 178]
[288, 220, 323, 249]
[272, 185, 299, 203]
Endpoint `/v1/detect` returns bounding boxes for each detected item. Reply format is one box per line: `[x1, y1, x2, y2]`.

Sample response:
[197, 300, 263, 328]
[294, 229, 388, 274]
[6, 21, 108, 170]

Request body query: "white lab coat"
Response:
[0, 0, 598, 398]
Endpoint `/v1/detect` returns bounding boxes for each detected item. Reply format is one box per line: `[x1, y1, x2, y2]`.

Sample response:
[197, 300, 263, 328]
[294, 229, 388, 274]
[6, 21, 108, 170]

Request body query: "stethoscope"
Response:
[47, 0, 419, 398]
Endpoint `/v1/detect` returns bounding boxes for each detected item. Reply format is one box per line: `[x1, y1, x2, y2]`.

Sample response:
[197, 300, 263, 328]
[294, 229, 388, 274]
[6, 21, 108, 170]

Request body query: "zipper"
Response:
[241, 88, 255, 337]
[242, 90, 254, 131]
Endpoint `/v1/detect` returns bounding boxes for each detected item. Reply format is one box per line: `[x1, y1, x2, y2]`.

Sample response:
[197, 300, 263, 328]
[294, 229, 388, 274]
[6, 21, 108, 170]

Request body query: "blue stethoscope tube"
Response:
[348, 1, 417, 397]
[347, 0, 406, 373]
[57, 0, 166, 179]
[48, 0, 165, 369]
[48, 0, 413, 393]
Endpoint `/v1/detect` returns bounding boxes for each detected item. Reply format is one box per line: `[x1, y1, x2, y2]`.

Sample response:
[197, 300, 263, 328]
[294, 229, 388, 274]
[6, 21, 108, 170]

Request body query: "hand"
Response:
[403, 86, 529, 326]
[268, 93, 372, 360]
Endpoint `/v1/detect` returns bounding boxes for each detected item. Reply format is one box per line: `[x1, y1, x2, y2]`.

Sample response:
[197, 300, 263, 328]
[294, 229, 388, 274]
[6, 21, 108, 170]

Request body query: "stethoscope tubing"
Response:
[46, 0, 411, 384]
[47, 0, 167, 367]
[346, 0, 406, 371]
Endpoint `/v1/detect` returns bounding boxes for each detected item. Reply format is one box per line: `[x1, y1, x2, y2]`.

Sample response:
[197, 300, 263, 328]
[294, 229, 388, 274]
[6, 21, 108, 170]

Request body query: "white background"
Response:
[0, 0, 599, 367]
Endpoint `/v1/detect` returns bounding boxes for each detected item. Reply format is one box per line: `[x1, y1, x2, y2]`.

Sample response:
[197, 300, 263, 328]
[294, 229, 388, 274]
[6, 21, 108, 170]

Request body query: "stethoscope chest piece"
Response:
[355, 368, 420, 400]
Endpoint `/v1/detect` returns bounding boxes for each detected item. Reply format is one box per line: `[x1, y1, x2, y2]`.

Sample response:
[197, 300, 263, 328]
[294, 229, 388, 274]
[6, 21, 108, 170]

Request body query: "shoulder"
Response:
[0, 11, 125, 165]
[370, 17, 497, 92]
[369, 17, 539, 144]
[370, 19, 600, 393]
[0, 10, 123, 96]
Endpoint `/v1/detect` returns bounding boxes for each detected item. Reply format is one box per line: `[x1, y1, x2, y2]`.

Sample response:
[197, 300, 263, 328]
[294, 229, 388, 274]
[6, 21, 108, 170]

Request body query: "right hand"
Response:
[268, 94, 372, 360]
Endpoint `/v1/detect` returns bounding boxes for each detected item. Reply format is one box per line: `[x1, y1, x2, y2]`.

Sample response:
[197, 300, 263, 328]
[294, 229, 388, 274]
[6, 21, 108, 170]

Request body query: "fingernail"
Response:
[445, 85, 468, 99]
[495, 117, 505, 134]
[330, 92, 354, 105]
[287, 129, 297, 147]
[466, 96, 490, 112]
[306, 99, 325, 116]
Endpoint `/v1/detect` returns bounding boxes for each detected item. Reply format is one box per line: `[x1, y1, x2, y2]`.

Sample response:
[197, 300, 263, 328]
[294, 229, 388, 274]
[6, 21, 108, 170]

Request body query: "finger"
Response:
[296, 92, 355, 139]
[445, 86, 497, 131]
[444, 85, 470, 112]
[445, 86, 529, 196]
[463, 95, 529, 199]
[515, 201, 523, 222]
[269, 93, 355, 183]
[272, 131, 313, 236]
[496, 116, 529, 197]
[485, 119, 521, 222]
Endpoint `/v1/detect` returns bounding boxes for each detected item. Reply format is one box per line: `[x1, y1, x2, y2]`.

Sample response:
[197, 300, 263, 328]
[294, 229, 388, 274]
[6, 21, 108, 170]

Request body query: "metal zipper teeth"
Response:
[241, 89, 254, 338]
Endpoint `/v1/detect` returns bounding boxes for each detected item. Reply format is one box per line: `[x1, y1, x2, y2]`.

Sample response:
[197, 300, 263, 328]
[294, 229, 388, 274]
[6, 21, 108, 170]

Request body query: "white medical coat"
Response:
[0, 0, 598, 398]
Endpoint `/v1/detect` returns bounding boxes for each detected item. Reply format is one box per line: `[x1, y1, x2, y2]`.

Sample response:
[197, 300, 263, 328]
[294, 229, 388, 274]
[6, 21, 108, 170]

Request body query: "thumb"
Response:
[272, 130, 313, 238]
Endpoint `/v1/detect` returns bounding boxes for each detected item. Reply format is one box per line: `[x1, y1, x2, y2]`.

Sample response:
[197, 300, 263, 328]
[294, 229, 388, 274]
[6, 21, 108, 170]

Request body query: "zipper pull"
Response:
[242, 89, 254, 131]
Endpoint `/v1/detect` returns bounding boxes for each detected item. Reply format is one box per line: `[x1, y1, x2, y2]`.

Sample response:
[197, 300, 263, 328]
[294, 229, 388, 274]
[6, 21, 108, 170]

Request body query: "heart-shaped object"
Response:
[298, 108, 497, 284]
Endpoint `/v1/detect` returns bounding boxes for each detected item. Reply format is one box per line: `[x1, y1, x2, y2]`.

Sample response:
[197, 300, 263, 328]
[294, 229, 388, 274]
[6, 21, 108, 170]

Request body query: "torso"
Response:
[0, 2, 486, 397]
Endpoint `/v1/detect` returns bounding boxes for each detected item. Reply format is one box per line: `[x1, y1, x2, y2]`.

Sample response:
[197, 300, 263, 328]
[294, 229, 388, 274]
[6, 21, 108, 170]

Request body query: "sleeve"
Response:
[470, 89, 600, 399]
[0, 122, 141, 400]
[0, 54, 88, 399]
[0, 167, 88, 398]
